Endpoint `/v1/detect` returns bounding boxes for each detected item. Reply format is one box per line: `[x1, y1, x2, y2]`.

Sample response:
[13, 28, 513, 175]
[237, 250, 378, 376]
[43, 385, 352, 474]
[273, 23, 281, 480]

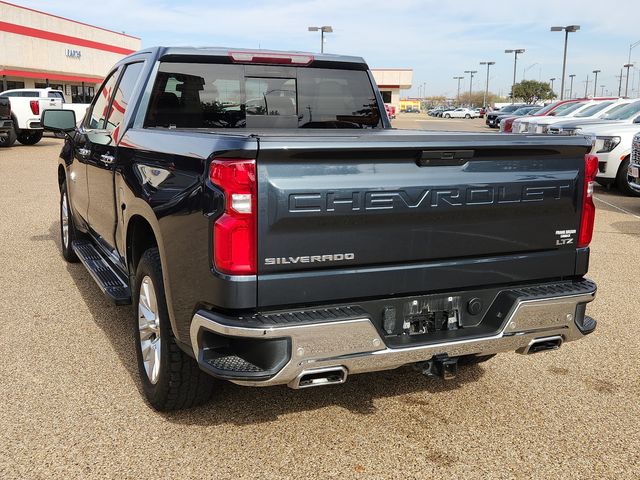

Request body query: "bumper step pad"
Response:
[72, 240, 131, 305]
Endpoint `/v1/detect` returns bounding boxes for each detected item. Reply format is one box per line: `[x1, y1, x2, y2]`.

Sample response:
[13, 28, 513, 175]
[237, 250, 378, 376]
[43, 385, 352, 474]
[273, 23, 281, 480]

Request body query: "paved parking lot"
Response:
[1, 129, 639, 479]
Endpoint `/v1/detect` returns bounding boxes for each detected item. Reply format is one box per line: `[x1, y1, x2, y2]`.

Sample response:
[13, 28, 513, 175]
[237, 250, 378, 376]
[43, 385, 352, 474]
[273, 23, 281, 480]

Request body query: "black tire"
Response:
[465, 114, 471, 119]
[0, 125, 17, 147]
[134, 248, 214, 410]
[457, 354, 496, 366]
[60, 181, 79, 263]
[16, 130, 43, 145]
[616, 157, 640, 197]
[444, 114, 451, 118]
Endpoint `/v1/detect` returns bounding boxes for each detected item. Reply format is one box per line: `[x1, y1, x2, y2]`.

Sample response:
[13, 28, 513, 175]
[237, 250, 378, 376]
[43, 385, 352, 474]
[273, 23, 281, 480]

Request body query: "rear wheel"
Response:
[0, 125, 17, 147]
[134, 248, 215, 410]
[16, 130, 43, 145]
[444, 114, 451, 118]
[60, 181, 79, 263]
[616, 157, 640, 197]
[465, 114, 471, 119]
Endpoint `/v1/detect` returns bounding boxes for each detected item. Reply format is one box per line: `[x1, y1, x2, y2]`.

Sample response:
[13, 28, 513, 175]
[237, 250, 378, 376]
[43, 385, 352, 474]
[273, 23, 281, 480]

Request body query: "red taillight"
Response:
[210, 158, 257, 275]
[578, 154, 598, 247]
[503, 118, 514, 133]
[29, 100, 39, 115]
[229, 51, 314, 65]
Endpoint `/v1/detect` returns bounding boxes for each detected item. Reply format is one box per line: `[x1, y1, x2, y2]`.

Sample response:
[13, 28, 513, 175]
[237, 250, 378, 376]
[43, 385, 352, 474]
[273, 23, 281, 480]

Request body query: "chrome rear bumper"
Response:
[190, 286, 596, 388]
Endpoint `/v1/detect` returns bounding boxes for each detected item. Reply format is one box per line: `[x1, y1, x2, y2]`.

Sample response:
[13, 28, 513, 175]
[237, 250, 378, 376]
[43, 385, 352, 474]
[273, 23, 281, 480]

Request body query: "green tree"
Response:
[458, 91, 505, 108]
[511, 80, 556, 103]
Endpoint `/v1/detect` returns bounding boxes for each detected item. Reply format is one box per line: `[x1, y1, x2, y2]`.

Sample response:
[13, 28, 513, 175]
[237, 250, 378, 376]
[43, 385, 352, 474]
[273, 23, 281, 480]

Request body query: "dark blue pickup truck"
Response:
[43, 47, 597, 410]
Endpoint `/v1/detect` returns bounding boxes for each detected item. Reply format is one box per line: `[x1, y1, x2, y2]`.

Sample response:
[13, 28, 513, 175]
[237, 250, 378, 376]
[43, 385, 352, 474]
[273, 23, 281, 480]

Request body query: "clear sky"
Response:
[13, 0, 640, 98]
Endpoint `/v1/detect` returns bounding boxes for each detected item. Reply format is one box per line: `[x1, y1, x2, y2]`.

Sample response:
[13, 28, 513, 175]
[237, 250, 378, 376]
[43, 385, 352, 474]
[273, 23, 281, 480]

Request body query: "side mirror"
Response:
[548, 112, 556, 116]
[42, 109, 77, 133]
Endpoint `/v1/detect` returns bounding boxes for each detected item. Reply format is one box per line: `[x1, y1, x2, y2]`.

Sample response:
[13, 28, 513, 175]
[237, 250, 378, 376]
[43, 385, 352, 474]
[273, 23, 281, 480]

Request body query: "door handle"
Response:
[100, 154, 116, 165]
[77, 147, 91, 157]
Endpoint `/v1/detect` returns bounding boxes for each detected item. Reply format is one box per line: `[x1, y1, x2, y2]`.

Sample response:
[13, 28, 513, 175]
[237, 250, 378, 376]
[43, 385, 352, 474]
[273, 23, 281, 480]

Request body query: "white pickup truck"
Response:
[0, 88, 89, 146]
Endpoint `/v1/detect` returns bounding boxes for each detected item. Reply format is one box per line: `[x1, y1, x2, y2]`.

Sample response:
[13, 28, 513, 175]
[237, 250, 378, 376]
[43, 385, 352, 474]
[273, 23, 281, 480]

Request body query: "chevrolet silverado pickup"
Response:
[43, 47, 598, 411]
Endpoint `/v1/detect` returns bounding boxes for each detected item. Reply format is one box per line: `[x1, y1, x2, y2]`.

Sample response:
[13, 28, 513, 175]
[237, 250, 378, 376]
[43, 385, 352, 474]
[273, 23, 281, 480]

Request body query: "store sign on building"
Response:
[65, 49, 82, 59]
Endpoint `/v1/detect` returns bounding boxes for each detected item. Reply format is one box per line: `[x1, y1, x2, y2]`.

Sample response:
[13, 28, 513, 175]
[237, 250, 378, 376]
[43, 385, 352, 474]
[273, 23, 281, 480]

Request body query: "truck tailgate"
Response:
[255, 131, 591, 307]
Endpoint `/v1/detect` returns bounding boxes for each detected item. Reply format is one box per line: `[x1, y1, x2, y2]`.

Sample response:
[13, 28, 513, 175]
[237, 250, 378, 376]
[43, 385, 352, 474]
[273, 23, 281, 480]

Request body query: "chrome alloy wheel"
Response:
[61, 192, 69, 249]
[138, 276, 161, 384]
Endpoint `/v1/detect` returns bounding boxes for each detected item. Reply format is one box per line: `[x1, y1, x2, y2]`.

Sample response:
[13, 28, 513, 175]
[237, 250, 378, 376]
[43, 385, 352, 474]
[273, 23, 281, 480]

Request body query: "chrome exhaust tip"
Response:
[289, 366, 348, 389]
[521, 335, 563, 355]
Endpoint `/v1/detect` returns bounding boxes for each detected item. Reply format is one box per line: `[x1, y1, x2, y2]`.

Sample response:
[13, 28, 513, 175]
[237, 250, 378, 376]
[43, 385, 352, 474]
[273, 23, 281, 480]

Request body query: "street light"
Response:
[453, 76, 465, 104]
[568, 74, 576, 99]
[624, 63, 634, 97]
[505, 49, 525, 102]
[592, 70, 601, 96]
[601, 85, 606, 96]
[464, 70, 477, 107]
[550, 25, 580, 100]
[308, 26, 333, 53]
[479, 61, 495, 107]
[550, 77, 556, 95]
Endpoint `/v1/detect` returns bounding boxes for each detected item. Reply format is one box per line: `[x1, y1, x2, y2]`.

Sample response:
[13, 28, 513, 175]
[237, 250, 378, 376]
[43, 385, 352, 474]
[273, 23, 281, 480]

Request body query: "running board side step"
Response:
[71, 240, 131, 305]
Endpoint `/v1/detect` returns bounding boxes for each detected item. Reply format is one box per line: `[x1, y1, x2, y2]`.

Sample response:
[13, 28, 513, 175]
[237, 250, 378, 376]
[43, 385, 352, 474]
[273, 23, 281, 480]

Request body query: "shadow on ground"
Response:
[43, 221, 487, 426]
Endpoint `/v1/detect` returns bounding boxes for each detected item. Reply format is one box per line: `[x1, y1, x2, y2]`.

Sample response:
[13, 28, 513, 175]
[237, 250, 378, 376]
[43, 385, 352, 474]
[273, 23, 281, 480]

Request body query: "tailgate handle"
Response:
[418, 150, 474, 167]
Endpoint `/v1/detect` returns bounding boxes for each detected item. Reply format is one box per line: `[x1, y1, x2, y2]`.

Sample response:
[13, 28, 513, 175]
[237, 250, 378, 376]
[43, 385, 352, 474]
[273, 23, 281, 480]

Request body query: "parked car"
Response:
[43, 46, 597, 410]
[547, 99, 640, 135]
[384, 103, 396, 120]
[478, 107, 487, 118]
[428, 106, 448, 117]
[0, 88, 90, 146]
[442, 107, 478, 118]
[485, 104, 528, 127]
[577, 122, 640, 195]
[0, 95, 15, 147]
[487, 105, 539, 129]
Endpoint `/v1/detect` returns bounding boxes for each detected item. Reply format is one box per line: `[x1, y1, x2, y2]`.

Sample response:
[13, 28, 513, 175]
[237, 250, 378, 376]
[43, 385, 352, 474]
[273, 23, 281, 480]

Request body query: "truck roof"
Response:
[119, 46, 368, 69]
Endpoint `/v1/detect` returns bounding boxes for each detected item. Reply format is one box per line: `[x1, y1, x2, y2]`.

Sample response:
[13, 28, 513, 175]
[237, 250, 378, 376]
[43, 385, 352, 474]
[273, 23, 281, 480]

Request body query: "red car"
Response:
[384, 103, 396, 119]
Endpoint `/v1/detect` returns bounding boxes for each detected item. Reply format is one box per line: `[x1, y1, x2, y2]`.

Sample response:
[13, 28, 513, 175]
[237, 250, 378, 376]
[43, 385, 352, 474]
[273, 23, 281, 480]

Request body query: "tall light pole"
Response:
[453, 76, 464, 105]
[505, 49, 525, 102]
[464, 70, 477, 107]
[308, 26, 333, 53]
[550, 77, 556, 95]
[601, 85, 606, 96]
[479, 61, 495, 107]
[550, 25, 580, 100]
[624, 63, 634, 97]
[568, 74, 576, 99]
[592, 70, 601, 96]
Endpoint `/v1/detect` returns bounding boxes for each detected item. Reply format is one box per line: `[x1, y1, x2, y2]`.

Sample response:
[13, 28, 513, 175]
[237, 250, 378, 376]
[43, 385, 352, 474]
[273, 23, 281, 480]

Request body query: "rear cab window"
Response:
[144, 60, 381, 129]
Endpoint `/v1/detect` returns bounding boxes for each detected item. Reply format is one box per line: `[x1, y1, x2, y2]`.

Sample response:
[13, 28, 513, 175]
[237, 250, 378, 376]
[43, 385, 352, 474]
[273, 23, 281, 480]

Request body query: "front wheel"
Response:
[16, 130, 43, 145]
[616, 157, 640, 197]
[465, 114, 471, 119]
[444, 114, 451, 118]
[60, 181, 79, 263]
[134, 248, 215, 410]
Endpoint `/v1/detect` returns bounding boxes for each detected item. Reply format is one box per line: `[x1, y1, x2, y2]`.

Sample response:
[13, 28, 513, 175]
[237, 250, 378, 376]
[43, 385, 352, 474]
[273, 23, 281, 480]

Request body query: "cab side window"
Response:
[86, 70, 120, 130]
[105, 62, 144, 133]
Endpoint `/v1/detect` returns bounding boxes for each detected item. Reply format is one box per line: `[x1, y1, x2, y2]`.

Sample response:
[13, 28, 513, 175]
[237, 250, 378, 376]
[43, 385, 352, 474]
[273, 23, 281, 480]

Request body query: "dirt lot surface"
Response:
[1, 129, 639, 479]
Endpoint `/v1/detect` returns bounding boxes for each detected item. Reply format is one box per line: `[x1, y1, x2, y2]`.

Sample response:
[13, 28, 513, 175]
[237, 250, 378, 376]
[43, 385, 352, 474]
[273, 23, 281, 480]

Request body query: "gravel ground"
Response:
[1, 136, 639, 479]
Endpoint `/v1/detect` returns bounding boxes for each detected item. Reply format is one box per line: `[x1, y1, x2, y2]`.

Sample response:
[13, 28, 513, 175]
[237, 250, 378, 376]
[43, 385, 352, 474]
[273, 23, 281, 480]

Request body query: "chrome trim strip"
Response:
[190, 289, 595, 388]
